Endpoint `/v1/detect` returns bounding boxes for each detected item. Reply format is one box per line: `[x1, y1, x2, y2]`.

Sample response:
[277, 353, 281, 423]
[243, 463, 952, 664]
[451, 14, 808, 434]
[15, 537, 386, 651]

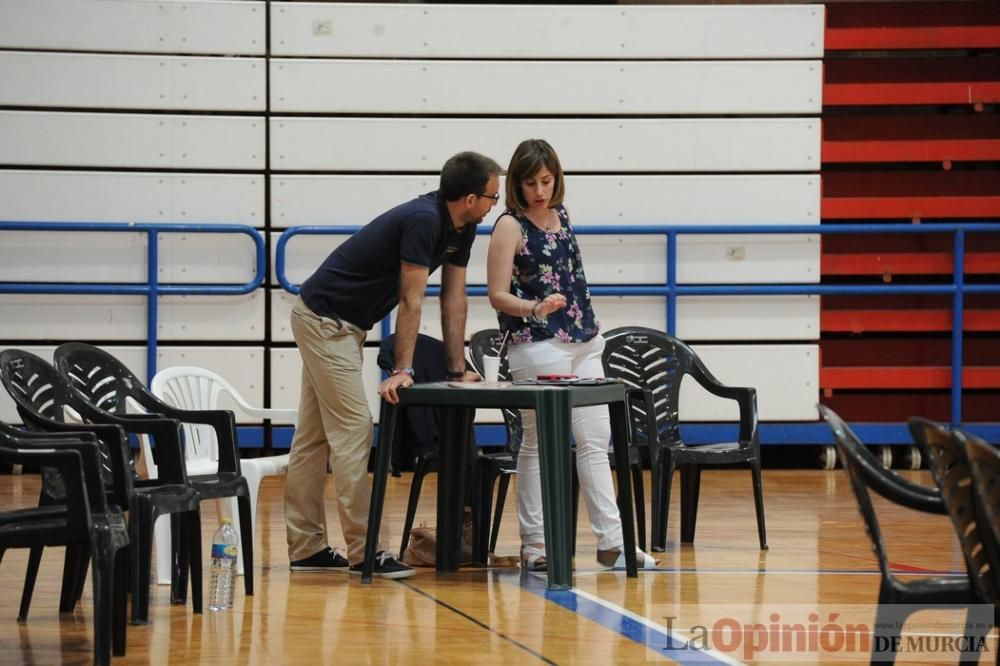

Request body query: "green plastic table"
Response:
[361, 380, 638, 589]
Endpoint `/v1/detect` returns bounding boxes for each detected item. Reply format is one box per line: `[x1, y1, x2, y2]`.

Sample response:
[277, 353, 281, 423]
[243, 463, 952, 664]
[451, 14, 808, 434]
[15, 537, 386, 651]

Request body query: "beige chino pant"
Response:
[284, 296, 388, 564]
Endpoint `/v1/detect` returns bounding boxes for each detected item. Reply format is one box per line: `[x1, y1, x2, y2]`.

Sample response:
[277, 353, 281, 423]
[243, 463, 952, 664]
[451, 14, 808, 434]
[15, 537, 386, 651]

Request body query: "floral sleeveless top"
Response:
[496, 204, 600, 345]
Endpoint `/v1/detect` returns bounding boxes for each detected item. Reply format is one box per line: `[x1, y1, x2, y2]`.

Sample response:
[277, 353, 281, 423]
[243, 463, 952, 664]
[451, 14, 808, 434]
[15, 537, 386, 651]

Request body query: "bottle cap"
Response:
[221, 517, 233, 525]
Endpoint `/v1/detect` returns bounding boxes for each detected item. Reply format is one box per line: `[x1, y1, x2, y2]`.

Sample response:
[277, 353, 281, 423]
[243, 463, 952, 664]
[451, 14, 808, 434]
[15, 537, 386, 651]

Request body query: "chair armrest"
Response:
[687, 370, 759, 445]
[9, 435, 109, 510]
[0, 445, 91, 524]
[14, 406, 136, 505]
[148, 403, 242, 475]
[238, 406, 298, 422]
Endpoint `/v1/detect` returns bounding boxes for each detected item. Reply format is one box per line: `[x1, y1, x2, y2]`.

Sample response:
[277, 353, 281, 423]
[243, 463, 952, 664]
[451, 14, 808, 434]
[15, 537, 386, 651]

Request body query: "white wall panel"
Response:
[676, 296, 818, 341]
[0, 292, 264, 341]
[271, 118, 819, 173]
[0, 230, 259, 283]
[271, 3, 823, 58]
[270, 347, 383, 422]
[271, 344, 817, 422]
[677, 234, 819, 284]
[271, 175, 820, 229]
[0, 112, 264, 169]
[272, 292, 814, 345]
[271, 288, 381, 344]
[0, 52, 265, 111]
[0, 171, 263, 225]
[272, 59, 820, 115]
[157, 292, 264, 341]
[157, 346, 265, 410]
[275, 228, 815, 288]
[0, 345, 279, 424]
[684, 345, 818, 421]
[0, 0, 265, 55]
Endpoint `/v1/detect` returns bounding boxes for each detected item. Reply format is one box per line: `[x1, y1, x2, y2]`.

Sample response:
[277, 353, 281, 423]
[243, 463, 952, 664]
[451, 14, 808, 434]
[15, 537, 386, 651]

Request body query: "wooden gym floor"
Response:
[0, 468, 990, 665]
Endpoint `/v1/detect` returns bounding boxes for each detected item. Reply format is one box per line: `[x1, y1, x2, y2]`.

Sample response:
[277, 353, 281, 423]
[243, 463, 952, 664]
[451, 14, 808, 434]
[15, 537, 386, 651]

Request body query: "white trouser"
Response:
[507, 334, 624, 551]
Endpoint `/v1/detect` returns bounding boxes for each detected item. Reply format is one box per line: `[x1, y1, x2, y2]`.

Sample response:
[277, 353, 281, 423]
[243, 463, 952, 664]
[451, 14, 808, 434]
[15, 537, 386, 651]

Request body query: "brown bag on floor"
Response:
[401, 508, 475, 567]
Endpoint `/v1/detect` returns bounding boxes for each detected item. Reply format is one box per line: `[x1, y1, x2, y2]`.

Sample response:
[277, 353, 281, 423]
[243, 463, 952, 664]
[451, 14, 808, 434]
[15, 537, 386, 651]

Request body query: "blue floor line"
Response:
[509, 571, 740, 665]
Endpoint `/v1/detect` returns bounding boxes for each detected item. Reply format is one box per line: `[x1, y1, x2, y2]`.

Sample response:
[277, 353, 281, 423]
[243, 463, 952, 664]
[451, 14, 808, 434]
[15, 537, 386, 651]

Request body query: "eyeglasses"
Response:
[475, 192, 500, 203]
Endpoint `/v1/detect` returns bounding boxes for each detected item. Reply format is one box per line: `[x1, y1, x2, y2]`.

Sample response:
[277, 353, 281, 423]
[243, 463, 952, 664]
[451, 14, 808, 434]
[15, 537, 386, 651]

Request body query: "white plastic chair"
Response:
[147, 366, 295, 583]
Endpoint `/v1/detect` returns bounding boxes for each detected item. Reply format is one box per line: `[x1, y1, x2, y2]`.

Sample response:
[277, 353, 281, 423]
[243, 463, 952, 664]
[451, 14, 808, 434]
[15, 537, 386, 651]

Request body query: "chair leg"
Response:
[236, 493, 254, 596]
[490, 474, 511, 553]
[239, 467, 268, 577]
[153, 512, 172, 586]
[872, 592, 902, 665]
[90, 538, 113, 666]
[571, 464, 580, 555]
[186, 510, 203, 614]
[679, 465, 701, 544]
[399, 455, 430, 557]
[170, 512, 188, 606]
[652, 461, 673, 552]
[112, 547, 128, 657]
[59, 544, 90, 613]
[751, 458, 768, 550]
[130, 504, 153, 625]
[471, 459, 494, 566]
[18, 546, 43, 621]
[631, 464, 646, 552]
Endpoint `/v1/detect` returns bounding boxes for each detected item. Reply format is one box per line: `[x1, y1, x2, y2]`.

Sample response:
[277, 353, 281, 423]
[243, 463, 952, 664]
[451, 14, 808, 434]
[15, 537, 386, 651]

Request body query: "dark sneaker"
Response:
[290, 546, 350, 572]
[349, 551, 415, 579]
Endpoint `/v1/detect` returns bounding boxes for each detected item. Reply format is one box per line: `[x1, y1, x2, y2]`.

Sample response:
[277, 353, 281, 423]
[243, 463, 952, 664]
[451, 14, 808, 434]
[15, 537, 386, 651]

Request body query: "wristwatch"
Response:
[391, 367, 415, 377]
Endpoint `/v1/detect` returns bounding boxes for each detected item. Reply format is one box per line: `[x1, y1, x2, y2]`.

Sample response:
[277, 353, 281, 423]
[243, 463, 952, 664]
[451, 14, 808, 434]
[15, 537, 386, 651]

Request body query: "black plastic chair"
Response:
[0, 429, 129, 665]
[910, 418, 1000, 610]
[820, 406, 987, 664]
[467, 329, 522, 558]
[602, 326, 766, 551]
[377, 333, 506, 563]
[468, 329, 645, 554]
[965, 431, 1000, 611]
[54, 342, 254, 599]
[0, 348, 202, 624]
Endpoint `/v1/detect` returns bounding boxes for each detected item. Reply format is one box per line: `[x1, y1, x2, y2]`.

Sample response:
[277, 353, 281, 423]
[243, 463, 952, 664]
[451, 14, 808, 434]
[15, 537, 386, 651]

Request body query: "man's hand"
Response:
[452, 370, 482, 383]
[378, 372, 414, 405]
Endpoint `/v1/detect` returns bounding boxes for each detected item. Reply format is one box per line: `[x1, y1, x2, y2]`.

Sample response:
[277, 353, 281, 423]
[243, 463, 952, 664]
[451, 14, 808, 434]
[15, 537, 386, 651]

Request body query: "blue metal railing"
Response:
[0, 221, 266, 382]
[276, 222, 1000, 438]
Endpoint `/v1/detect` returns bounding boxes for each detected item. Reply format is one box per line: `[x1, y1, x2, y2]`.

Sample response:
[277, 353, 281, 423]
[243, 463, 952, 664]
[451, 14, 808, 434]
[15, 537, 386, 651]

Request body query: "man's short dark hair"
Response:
[439, 151, 503, 201]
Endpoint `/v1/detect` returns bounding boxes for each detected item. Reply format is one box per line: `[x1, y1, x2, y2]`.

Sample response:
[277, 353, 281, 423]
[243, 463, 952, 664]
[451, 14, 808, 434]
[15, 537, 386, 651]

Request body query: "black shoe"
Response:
[290, 546, 350, 572]
[349, 551, 415, 579]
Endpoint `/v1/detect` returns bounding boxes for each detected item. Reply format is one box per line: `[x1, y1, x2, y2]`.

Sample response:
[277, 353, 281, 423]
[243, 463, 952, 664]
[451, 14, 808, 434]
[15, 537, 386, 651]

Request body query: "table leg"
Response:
[535, 390, 574, 589]
[362, 401, 399, 583]
[437, 406, 474, 571]
[609, 400, 638, 578]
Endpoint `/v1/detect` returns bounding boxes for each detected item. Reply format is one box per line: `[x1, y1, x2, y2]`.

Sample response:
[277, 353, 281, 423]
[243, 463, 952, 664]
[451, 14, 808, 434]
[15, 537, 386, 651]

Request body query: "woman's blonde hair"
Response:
[504, 139, 565, 213]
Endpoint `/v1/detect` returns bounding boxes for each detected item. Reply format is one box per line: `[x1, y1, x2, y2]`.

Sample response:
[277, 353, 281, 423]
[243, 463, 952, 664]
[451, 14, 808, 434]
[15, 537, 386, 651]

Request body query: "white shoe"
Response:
[598, 548, 658, 569]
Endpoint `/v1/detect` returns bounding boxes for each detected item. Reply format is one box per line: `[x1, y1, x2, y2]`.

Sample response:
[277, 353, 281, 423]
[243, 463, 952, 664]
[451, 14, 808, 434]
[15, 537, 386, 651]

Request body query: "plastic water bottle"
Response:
[208, 518, 238, 611]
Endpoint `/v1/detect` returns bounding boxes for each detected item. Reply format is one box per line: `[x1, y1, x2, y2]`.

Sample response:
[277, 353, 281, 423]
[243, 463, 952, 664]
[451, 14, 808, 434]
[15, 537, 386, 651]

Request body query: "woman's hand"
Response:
[536, 293, 567, 317]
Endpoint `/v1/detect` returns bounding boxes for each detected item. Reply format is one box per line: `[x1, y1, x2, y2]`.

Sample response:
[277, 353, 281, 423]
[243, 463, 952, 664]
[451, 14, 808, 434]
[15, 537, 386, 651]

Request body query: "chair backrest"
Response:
[909, 417, 1000, 604]
[960, 430, 1000, 605]
[468, 328, 522, 454]
[0, 348, 87, 424]
[53, 342, 146, 416]
[0, 349, 119, 491]
[150, 366, 245, 463]
[601, 326, 708, 447]
[819, 405, 947, 584]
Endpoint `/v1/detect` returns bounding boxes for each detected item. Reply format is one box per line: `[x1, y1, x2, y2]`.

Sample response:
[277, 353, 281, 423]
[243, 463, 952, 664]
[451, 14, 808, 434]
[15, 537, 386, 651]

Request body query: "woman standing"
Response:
[486, 139, 656, 571]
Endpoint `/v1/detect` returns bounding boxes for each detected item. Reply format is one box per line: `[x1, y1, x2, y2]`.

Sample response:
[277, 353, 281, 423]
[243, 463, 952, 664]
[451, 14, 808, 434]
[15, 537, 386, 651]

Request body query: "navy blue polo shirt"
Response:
[299, 191, 475, 331]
